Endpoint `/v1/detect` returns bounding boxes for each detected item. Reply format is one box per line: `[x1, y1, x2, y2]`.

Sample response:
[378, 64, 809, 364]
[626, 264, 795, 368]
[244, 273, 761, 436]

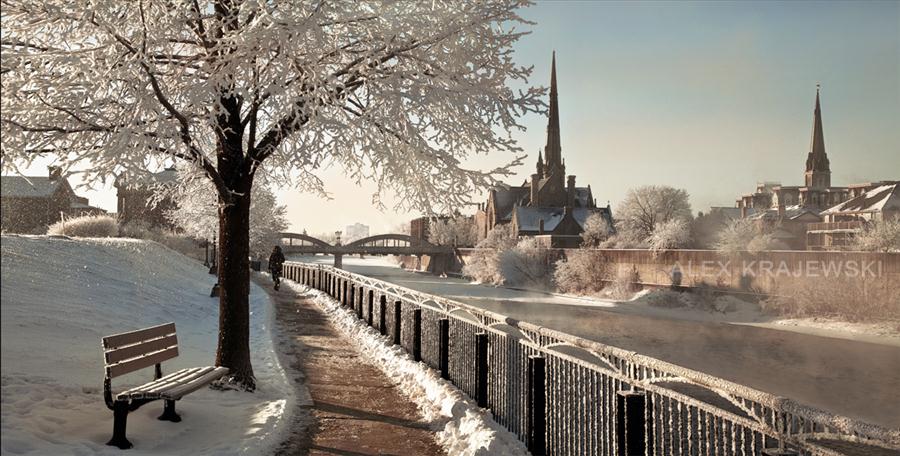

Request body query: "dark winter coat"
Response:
[269, 250, 285, 273]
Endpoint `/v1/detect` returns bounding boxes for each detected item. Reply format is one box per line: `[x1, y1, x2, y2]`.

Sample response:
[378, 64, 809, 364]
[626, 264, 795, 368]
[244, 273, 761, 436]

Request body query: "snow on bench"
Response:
[102, 322, 228, 449]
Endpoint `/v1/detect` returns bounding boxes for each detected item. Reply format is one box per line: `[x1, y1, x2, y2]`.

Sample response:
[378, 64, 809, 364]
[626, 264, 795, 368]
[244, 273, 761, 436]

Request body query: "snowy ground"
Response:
[278, 278, 529, 456]
[1, 235, 294, 455]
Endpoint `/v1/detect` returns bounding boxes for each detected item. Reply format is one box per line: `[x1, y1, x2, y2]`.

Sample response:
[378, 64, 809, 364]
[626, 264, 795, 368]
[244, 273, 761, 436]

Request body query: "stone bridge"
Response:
[280, 232, 453, 268]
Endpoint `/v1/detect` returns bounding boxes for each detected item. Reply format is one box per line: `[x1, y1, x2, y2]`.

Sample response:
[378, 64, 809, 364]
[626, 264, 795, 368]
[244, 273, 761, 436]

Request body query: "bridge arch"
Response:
[280, 232, 333, 248]
[345, 234, 434, 249]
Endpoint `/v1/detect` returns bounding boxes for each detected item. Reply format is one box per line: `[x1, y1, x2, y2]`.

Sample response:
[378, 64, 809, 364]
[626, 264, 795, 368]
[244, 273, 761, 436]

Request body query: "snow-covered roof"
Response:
[513, 206, 609, 232]
[750, 205, 821, 221]
[1, 176, 65, 198]
[821, 183, 899, 215]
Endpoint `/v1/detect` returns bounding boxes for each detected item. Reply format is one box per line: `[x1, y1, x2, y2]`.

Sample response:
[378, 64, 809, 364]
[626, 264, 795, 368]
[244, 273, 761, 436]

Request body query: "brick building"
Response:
[1, 167, 106, 234]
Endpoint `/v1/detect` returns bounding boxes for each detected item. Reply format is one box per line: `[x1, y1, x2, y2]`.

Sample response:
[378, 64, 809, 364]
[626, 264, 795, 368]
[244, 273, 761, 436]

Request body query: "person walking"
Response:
[269, 245, 285, 290]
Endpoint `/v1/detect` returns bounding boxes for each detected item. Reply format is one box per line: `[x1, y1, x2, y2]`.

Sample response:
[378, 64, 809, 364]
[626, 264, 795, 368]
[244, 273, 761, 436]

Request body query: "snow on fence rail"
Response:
[282, 261, 899, 456]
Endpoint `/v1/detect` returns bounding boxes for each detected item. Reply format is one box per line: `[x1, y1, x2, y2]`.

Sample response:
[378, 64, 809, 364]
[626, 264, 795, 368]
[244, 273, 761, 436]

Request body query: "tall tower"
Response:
[804, 85, 831, 189]
[543, 52, 564, 180]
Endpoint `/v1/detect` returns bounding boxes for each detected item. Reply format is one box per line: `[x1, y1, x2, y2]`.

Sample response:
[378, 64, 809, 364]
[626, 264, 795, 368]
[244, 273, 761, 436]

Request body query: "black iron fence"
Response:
[282, 261, 899, 456]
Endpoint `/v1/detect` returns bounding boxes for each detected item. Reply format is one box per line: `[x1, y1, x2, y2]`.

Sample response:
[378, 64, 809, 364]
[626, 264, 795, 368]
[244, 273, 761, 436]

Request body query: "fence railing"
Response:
[282, 261, 899, 456]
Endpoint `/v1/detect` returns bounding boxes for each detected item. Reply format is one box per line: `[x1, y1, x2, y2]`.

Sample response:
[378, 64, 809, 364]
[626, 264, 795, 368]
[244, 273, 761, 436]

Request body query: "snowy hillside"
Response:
[1, 235, 293, 455]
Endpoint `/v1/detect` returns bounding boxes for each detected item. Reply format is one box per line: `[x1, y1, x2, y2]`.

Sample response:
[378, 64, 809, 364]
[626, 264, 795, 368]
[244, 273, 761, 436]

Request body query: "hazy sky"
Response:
[8, 1, 900, 235]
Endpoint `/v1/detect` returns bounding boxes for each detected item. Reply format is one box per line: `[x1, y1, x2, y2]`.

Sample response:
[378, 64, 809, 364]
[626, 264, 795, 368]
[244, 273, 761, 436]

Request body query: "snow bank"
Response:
[279, 280, 529, 456]
[1, 235, 293, 455]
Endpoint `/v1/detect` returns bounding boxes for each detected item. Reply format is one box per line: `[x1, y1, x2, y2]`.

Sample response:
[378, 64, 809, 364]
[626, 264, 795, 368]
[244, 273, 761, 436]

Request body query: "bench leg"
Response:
[158, 399, 181, 422]
[106, 400, 133, 449]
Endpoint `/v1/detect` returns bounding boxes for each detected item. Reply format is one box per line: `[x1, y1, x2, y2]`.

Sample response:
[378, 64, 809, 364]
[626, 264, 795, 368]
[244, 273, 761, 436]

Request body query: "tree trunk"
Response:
[214, 176, 256, 391]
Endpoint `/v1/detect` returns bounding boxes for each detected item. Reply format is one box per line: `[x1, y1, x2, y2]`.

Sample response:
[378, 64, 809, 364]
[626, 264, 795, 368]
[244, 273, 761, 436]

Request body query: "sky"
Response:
[7, 1, 900, 235]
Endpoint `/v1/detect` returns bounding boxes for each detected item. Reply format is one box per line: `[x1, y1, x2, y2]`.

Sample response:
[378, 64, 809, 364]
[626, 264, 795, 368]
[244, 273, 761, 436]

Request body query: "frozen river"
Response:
[290, 255, 900, 429]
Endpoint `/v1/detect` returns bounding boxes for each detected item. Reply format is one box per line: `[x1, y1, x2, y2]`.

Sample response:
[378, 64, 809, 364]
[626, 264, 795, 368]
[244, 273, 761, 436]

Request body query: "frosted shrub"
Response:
[462, 225, 516, 285]
[715, 218, 786, 254]
[553, 250, 610, 295]
[47, 214, 118, 237]
[764, 277, 900, 323]
[648, 218, 692, 252]
[606, 266, 640, 300]
[499, 237, 553, 288]
[852, 219, 900, 252]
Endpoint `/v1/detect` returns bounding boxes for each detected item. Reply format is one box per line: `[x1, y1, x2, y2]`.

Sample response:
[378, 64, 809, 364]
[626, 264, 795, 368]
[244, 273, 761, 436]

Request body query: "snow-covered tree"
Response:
[462, 224, 516, 284]
[2, 1, 542, 389]
[580, 213, 612, 248]
[714, 218, 786, 254]
[166, 169, 287, 259]
[648, 218, 692, 252]
[499, 237, 552, 288]
[851, 218, 900, 252]
[616, 185, 693, 242]
[428, 216, 477, 247]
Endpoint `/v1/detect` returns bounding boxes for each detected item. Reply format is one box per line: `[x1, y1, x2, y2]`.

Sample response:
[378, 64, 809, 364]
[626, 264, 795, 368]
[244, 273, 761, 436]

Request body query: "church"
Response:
[733, 87, 897, 249]
[474, 53, 613, 243]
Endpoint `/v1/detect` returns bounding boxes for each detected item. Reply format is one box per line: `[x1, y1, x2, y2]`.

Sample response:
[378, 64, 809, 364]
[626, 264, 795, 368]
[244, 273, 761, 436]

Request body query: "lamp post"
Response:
[203, 238, 210, 267]
[209, 232, 220, 297]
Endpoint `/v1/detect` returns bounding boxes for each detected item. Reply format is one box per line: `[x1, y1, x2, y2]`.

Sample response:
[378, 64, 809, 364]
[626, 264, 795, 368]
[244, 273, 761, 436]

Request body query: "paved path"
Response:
[257, 277, 445, 456]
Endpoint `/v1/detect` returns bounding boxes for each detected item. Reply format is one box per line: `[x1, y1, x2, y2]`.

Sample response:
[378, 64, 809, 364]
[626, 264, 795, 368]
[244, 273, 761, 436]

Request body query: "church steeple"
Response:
[544, 51, 563, 176]
[536, 149, 544, 177]
[804, 84, 831, 188]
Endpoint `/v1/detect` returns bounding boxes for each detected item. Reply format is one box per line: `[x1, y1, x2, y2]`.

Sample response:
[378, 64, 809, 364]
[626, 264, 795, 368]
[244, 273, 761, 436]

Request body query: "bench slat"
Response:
[105, 334, 178, 365]
[163, 367, 229, 400]
[116, 366, 229, 401]
[103, 323, 176, 349]
[107, 346, 179, 378]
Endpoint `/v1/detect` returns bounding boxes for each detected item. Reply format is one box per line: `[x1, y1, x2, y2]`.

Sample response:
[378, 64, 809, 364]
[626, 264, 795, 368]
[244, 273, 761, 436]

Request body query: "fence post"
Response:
[341, 280, 347, 306]
[616, 390, 649, 456]
[438, 319, 450, 379]
[349, 285, 355, 309]
[379, 296, 387, 335]
[393, 301, 402, 346]
[367, 295, 374, 327]
[527, 356, 546, 455]
[475, 333, 488, 408]
[413, 308, 422, 362]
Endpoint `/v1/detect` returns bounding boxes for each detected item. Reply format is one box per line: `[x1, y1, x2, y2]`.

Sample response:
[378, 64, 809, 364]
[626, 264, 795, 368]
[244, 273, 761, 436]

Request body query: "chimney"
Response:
[530, 174, 540, 206]
[538, 219, 545, 235]
[564, 206, 572, 217]
[48, 166, 62, 181]
[567, 175, 576, 207]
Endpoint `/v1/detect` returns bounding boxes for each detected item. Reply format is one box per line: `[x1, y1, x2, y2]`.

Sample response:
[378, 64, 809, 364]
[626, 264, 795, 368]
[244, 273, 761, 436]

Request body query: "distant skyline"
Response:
[7, 1, 900, 234]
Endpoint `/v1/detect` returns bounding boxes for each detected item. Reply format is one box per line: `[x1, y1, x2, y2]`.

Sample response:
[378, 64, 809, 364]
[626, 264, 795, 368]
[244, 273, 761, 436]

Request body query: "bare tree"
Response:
[616, 185, 693, 242]
[851, 218, 900, 252]
[2, 1, 543, 389]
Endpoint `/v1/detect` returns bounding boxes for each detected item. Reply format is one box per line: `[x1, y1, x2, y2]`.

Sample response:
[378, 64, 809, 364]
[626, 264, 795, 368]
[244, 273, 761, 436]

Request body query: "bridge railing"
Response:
[282, 261, 899, 456]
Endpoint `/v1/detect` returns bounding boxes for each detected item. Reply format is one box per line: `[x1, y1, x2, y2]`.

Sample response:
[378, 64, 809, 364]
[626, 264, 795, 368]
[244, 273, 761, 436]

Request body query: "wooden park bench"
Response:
[101, 322, 229, 449]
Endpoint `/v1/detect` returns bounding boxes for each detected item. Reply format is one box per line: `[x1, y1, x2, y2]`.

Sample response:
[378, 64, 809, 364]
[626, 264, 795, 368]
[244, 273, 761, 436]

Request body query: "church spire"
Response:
[536, 149, 544, 177]
[805, 84, 831, 188]
[544, 51, 562, 174]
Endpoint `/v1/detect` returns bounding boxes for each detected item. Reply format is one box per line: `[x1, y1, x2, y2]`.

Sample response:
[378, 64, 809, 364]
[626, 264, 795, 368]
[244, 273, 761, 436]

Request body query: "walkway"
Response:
[256, 276, 445, 456]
